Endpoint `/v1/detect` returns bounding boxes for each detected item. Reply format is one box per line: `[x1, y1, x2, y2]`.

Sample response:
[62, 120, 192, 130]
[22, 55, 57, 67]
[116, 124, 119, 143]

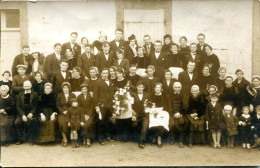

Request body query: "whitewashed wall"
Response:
[27, 1, 116, 56]
[171, 0, 253, 79]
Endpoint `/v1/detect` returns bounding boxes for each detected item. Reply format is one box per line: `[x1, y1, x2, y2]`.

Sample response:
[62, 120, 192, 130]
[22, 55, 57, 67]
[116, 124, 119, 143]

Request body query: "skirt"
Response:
[58, 114, 69, 133]
[0, 114, 14, 142]
[149, 126, 168, 137]
[37, 108, 56, 143]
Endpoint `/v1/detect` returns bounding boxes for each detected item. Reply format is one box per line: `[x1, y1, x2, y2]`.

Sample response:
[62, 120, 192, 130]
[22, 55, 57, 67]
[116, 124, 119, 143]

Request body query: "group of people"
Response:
[1, 29, 260, 150]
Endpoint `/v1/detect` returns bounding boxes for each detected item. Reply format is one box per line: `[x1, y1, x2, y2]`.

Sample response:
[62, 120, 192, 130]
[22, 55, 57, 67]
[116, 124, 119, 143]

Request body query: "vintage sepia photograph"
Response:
[0, 0, 260, 167]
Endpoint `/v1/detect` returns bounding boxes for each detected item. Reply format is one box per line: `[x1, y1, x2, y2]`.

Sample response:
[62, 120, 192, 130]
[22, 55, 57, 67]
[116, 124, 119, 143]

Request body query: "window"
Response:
[1, 9, 20, 30]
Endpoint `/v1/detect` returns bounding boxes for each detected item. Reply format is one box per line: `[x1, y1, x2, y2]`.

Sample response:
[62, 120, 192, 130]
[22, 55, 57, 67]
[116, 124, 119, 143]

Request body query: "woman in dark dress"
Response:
[168, 43, 182, 68]
[86, 66, 99, 97]
[149, 82, 171, 148]
[186, 85, 206, 148]
[77, 83, 95, 147]
[232, 69, 250, 117]
[133, 46, 150, 69]
[32, 71, 46, 96]
[198, 64, 216, 94]
[114, 68, 128, 90]
[70, 66, 86, 92]
[216, 67, 226, 92]
[0, 71, 12, 95]
[247, 75, 260, 116]
[178, 36, 190, 57]
[37, 83, 57, 144]
[125, 34, 138, 65]
[204, 45, 220, 77]
[0, 85, 16, 146]
[162, 34, 176, 55]
[56, 82, 76, 147]
[64, 48, 77, 71]
[109, 66, 117, 84]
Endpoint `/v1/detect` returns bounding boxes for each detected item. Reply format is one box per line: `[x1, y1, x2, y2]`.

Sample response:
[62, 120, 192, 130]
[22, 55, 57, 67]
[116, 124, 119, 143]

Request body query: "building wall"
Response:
[27, 1, 116, 55]
[252, 0, 260, 76]
[171, 0, 253, 79]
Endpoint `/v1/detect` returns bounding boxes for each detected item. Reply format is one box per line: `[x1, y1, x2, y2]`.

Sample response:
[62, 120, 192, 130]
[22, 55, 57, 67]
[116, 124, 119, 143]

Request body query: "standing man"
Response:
[150, 40, 169, 80]
[196, 33, 209, 58]
[61, 32, 81, 63]
[77, 44, 95, 79]
[12, 45, 33, 76]
[95, 42, 114, 72]
[15, 80, 39, 145]
[94, 68, 115, 144]
[109, 29, 126, 54]
[45, 43, 62, 81]
[143, 35, 155, 58]
[183, 43, 203, 73]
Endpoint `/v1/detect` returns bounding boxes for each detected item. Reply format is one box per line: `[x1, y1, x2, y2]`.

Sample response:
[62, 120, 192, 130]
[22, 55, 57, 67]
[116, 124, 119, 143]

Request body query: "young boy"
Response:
[238, 106, 252, 149]
[252, 105, 260, 148]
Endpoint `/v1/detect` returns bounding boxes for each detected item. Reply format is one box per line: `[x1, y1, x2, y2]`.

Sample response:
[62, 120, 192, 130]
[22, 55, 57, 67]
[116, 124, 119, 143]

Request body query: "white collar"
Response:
[1, 94, 9, 99]
[211, 102, 217, 107]
[148, 76, 153, 79]
[242, 114, 250, 118]
[257, 114, 260, 119]
[25, 90, 31, 94]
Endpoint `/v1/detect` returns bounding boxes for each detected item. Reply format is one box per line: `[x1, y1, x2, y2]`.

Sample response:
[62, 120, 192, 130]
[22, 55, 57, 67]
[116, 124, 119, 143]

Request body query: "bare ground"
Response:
[1, 141, 260, 167]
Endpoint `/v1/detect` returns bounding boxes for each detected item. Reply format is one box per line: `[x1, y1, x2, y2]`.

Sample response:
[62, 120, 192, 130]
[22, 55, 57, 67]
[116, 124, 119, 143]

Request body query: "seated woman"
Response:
[0, 85, 16, 146]
[149, 82, 171, 148]
[37, 83, 57, 144]
[186, 85, 206, 148]
[113, 48, 130, 75]
[198, 64, 216, 95]
[56, 82, 76, 147]
[32, 71, 46, 96]
[77, 83, 95, 147]
[0, 71, 12, 95]
[70, 66, 86, 93]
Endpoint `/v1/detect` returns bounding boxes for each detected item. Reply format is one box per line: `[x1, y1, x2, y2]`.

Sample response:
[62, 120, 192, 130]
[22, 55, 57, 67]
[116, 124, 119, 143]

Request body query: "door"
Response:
[124, 10, 165, 46]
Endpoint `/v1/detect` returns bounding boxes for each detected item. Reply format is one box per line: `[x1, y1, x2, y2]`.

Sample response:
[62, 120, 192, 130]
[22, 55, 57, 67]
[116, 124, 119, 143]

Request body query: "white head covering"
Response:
[224, 105, 233, 110]
[0, 85, 9, 92]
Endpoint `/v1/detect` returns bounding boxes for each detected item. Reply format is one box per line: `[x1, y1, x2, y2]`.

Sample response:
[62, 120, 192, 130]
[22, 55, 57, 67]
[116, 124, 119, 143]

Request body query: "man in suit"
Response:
[109, 29, 126, 55]
[12, 45, 33, 76]
[196, 33, 209, 58]
[95, 42, 114, 72]
[12, 65, 33, 96]
[143, 34, 155, 58]
[15, 80, 39, 145]
[45, 43, 62, 81]
[61, 32, 81, 63]
[150, 40, 169, 80]
[183, 43, 203, 73]
[77, 44, 95, 79]
[52, 59, 71, 93]
[132, 81, 150, 148]
[178, 61, 199, 108]
[94, 68, 115, 144]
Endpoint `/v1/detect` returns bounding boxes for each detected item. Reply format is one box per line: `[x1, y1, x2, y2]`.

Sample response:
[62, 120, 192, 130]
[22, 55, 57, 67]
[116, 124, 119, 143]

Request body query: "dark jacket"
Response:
[56, 92, 76, 114]
[224, 114, 238, 136]
[95, 52, 114, 72]
[52, 71, 71, 93]
[183, 53, 203, 72]
[12, 74, 33, 96]
[150, 51, 169, 79]
[16, 91, 39, 116]
[45, 53, 61, 81]
[132, 92, 150, 118]
[61, 42, 81, 60]
[77, 53, 95, 78]
[178, 71, 199, 94]
[12, 54, 33, 76]
[77, 93, 95, 117]
[205, 102, 225, 130]
[113, 58, 130, 74]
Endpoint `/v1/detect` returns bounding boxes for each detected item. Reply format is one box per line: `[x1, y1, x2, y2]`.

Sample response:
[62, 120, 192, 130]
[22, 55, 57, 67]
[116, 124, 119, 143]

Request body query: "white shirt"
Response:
[104, 79, 110, 86]
[130, 44, 137, 56]
[155, 52, 160, 59]
[61, 71, 66, 79]
[188, 71, 193, 80]
[33, 60, 39, 72]
[191, 53, 196, 60]
[257, 114, 260, 119]
[55, 53, 61, 61]
[116, 41, 119, 47]
[70, 43, 75, 52]
[24, 90, 31, 94]
[118, 59, 122, 65]
[200, 44, 204, 50]
[86, 53, 90, 59]
[166, 80, 170, 87]
[211, 102, 216, 107]
[138, 93, 143, 101]
[104, 53, 109, 61]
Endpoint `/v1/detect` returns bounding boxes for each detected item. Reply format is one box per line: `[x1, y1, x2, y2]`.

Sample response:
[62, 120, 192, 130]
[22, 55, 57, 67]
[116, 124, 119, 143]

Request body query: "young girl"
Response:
[87, 66, 99, 97]
[70, 66, 86, 92]
[238, 106, 252, 149]
[206, 93, 225, 149]
[223, 105, 238, 148]
[216, 67, 226, 92]
[67, 98, 83, 148]
[32, 71, 46, 96]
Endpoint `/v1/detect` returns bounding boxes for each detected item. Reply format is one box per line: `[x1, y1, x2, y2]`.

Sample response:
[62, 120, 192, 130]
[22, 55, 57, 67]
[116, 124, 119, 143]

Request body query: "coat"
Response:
[45, 53, 61, 81]
[77, 93, 95, 117]
[95, 52, 114, 72]
[162, 79, 177, 96]
[178, 71, 199, 94]
[140, 77, 160, 95]
[77, 53, 95, 78]
[52, 71, 71, 93]
[132, 55, 150, 69]
[150, 51, 169, 79]
[56, 92, 76, 114]
[61, 42, 81, 60]
[16, 91, 39, 117]
[132, 92, 150, 118]
[109, 39, 126, 53]
[224, 114, 238, 136]
[202, 54, 220, 77]
[12, 54, 33, 76]
[124, 44, 137, 64]
[113, 58, 130, 74]
[12, 74, 33, 96]
[196, 43, 209, 58]
[168, 52, 183, 68]
[183, 53, 203, 72]
[232, 77, 250, 108]
[143, 43, 155, 58]
[67, 106, 83, 130]
[205, 102, 225, 130]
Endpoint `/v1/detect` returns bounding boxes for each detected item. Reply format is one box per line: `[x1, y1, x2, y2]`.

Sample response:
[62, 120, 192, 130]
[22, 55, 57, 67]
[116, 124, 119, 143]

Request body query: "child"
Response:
[252, 105, 260, 148]
[67, 98, 83, 148]
[215, 67, 226, 91]
[206, 93, 225, 149]
[223, 105, 238, 148]
[238, 106, 252, 149]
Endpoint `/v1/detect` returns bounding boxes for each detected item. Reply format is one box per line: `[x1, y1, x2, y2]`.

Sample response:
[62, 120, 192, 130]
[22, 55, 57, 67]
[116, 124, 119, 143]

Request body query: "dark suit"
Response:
[124, 44, 137, 64]
[52, 71, 71, 93]
[113, 58, 130, 74]
[178, 71, 199, 95]
[95, 52, 114, 72]
[15, 91, 39, 142]
[162, 79, 177, 96]
[183, 53, 203, 72]
[12, 74, 33, 96]
[132, 92, 150, 141]
[109, 39, 126, 53]
[140, 77, 160, 95]
[77, 53, 95, 78]
[45, 53, 61, 81]
[93, 78, 115, 142]
[143, 43, 155, 58]
[196, 43, 208, 58]
[150, 51, 169, 79]
[61, 42, 81, 61]
[12, 54, 33, 76]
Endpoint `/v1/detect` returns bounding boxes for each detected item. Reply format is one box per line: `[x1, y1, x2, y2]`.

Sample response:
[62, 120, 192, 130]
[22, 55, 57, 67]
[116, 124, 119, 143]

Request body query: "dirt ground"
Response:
[1, 141, 260, 167]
